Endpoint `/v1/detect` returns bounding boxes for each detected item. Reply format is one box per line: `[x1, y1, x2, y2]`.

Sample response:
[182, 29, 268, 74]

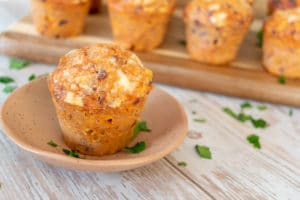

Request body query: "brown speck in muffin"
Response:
[85, 129, 94, 134]
[59, 19, 68, 26]
[291, 29, 296, 36]
[107, 119, 112, 123]
[97, 70, 107, 80]
[98, 96, 105, 104]
[134, 5, 143, 14]
[133, 98, 140, 105]
[194, 19, 201, 27]
[279, 66, 285, 73]
[213, 39, 218, 45]
[55, 34, 60, 39]
[272, 30, 276, 35]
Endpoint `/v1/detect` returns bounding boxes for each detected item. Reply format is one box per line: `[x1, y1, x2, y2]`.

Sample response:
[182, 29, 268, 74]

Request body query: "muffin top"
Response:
[264, 7, 300, 44]
[48, 44, 153, 109]
[184, 0, 253, 27]
[108, 0, 176, 13]
[41, 0, 89, 4]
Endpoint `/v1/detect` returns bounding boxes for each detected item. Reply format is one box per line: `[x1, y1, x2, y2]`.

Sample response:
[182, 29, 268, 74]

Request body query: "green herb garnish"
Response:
[132, 121, 151, 139]
[240, 102, 252, 109]
[193, 118, 206, 123]
[289, 109, 293, 117]
[247, 134, 261, 149]
[223, 107, 238, 119]
[0, 76, 14, 84]
[178, 161, 187, 167]
[251, 118, 267, 128]
[257, 105, 267, 111]
[178, 39, 186, 46]
[28, 74, 36, 81]
[192, 111, 197, 115]
[237, 113, 252, 122]
[47, 140, 58, 147]
[3, 85, 16, 93]
[256, 29, 263, 47]
[195, 145, 212, 159]
[62, 149, 80, 158]
[278, 76, 286, 84]
[124, 141, 146, 154]
[9, 58, 30, 70]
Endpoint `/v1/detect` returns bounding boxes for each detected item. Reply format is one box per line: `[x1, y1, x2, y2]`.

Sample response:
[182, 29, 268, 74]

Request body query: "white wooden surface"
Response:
[0, 1, 300, 199]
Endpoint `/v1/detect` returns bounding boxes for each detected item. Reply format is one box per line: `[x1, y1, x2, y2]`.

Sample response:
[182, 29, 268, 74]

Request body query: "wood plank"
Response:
[160, 87, 300, 199]
[0, 133, 211, 199]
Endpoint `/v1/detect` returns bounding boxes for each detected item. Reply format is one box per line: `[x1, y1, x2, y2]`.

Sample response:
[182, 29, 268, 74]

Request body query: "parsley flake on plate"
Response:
[192, 111, 197, 115]
[124, 141, 146, 154]
[278, 76, 286, 84]
[9, 58, 30, 70]
[256, 29, 263, 47]
[251, 118, 267, 128]
[0, 76, 14, 84]
[47, 140, 58, 147]
[195, 145, 212, 159]
[223, 107, 238, 119]
[132, 121, 151, 139]
[193, 118, 206, 123]
[28, 74, 36, 81]
[240, 102, 252, 109]
[63, 149, 80, 158]
[247, 134, 261, 149]
[257, 105, 267, 111]
[178, 161, 187, 167]
[289, 109, 293, 117]
[3, 85, 16, 94]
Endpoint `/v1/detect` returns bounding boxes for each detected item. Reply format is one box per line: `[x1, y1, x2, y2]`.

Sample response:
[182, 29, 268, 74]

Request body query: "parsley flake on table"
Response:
[240, 102, 252, 109]
[223, 107, 238, 119]
[28, 74, 36, 81]
[192, 111, 197, 115]
[9, 58, 30, 70]
[251, 118, 267, 128]
[247, 134, 261, 149]
[257, 105, 267, 111]
[132, 121, 151, 139]
[0, 76, 14, 84]
[62, 149, 80, 158]
[47, 140, 58, 147]
[278, 76, 286, 84]
[195, 145, 212, 159]
[3, 85, 16, 94]
[178, 162, 187, 167]
[193, 118, 206, 123]
[289, 109, 293, 117]
[124, 141, 146, 154]
[178, 39, 186, 46]
[256, 29, 263, 47]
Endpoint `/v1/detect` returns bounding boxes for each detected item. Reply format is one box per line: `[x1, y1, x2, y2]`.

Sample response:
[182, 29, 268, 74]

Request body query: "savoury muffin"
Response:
[107, 0, 176, 51]
[263, 8, 300, 78]
[30, 0, 90, 38]
[48, 44, 153, 156]
[268, 0, 299, 15]
[89, 0, 101, 14]
[183, 0, 253, 65]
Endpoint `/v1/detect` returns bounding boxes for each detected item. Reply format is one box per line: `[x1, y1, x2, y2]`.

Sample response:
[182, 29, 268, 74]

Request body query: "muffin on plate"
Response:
[48, 44, 153, 156]
[263, 7, 300, 78]
[107, 0, 176, 51]
[183, 0, 253, 65]
[89, 0, 101, 14]
[30, 0, 90, 38]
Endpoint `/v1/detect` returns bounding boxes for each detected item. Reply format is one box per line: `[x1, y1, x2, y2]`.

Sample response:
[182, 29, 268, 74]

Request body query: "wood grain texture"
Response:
[1, 1, 300, 107]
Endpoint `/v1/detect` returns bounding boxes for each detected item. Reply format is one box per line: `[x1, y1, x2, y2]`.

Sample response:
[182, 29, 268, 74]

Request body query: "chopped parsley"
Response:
[257, 105, 267, 111]
[247, 134, 261, 149]
[132, 121, 151, 139]
[124, 141, 146, 154]
[256, 29, 263, 47]
[195, 145, 212, 159]
[3, 85, 16, 93]
[28, 74, 36, 81]
[62, 149, 80, 158]
[178, 39, 186, 46]
[278, 76, 286, 84]
[240, 102, 252, 109]
[9, 58, 30, 70]
[289, 109, 293, 117]
[0, 76, 14, 84]
[223, 107, 267, 129]
[178, 161, 187, 167]
[47, 140, 58, 147]
[193, 118, 206, 123]
[192, 111, 197, 115]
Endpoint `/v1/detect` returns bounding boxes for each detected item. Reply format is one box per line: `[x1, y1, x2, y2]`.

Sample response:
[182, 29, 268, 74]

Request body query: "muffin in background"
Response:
[89, 0, 101, 14]
[30, 0, 90, 38]
[48, 44, 153, 156]
[183, 0, 253, 65]
[107, 0, 176, 51]
[263, 8, 300, 78]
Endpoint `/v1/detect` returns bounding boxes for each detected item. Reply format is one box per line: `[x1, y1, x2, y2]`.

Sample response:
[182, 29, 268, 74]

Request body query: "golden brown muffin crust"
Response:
[48, 44, 153, 110]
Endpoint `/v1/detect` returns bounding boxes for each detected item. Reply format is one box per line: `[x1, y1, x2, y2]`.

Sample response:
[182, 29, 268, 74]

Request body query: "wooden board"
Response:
[1, 2, 300, 107]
